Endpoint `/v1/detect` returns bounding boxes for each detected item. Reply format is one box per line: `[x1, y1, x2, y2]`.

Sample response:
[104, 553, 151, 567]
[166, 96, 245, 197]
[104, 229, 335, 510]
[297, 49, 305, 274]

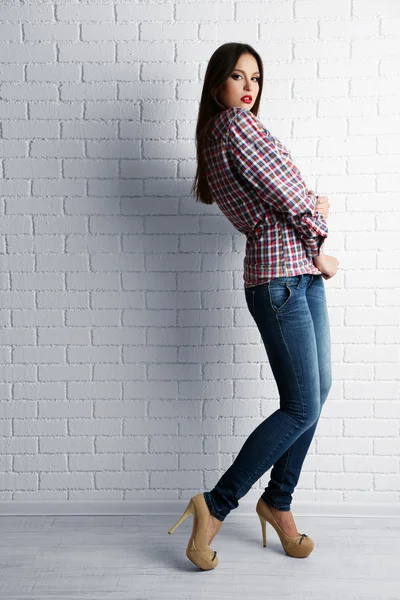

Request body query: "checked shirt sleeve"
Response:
[228, 109, 328, 258]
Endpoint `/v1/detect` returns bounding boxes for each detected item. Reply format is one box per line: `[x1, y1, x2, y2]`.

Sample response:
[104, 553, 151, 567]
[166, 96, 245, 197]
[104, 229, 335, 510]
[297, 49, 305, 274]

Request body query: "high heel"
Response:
[256, 498, 314, 558]
[168, 493, 219, 570]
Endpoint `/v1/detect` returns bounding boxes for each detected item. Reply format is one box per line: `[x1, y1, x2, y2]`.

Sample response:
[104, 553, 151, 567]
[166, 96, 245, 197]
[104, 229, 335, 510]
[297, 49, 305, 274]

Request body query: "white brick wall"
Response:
[0, 0, 399, 510]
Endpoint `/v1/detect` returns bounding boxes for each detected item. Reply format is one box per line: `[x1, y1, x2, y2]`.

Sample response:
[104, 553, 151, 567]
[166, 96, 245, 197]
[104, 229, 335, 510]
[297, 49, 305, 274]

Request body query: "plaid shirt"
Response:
[204, 106, 328, 288]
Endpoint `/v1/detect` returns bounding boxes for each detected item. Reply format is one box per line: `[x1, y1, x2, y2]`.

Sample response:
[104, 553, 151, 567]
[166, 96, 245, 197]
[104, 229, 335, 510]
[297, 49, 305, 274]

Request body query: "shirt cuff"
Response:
[305, 234, 327, 259]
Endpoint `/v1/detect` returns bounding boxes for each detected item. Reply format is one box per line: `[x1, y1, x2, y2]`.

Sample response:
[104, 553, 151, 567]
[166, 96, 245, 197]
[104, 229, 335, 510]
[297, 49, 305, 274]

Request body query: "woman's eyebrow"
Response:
[234, 69, 260, 75]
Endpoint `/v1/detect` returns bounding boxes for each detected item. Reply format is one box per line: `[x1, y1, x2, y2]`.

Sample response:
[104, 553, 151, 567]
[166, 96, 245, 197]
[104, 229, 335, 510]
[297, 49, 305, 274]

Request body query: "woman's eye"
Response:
[231, 74, 260, 82]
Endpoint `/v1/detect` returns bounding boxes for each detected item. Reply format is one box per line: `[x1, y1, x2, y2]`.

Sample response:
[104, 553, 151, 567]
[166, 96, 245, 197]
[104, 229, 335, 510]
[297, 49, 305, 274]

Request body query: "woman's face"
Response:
[217, 53, 260, 111]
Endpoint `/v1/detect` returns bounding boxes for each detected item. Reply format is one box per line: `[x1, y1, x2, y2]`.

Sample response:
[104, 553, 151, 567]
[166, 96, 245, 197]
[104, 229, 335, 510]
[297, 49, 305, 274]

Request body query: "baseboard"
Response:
[0, 500, 399, 517]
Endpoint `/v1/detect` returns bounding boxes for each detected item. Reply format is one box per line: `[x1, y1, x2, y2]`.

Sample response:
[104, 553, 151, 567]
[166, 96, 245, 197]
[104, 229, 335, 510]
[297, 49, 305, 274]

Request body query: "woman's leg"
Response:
[203, 274, 324, 522]
[261, 274, 332, 510]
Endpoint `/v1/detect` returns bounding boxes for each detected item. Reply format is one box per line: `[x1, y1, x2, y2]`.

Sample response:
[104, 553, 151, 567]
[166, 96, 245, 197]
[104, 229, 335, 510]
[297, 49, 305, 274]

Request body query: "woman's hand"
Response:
[308, 191, 334, 278]
[312, 254, 339, 280]
[308, 190, 330, 219]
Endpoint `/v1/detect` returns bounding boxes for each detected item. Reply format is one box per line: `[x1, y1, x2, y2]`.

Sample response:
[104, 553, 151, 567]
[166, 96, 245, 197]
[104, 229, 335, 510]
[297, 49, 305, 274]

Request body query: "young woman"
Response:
[168, 42, 339, 570]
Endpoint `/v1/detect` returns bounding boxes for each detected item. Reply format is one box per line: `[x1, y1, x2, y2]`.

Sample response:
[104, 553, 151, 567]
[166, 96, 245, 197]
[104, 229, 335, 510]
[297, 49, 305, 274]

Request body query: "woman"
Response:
[168, 42, 339, 570]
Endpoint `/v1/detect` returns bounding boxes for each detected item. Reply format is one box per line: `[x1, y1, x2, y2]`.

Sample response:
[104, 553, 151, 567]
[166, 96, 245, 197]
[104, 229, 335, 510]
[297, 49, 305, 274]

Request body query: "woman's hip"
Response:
[244, 274, 329, 419]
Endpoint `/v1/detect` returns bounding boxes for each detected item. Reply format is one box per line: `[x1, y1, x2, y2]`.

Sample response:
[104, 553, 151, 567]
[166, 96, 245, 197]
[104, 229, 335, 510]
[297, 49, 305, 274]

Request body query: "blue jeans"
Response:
[203, 273, 332, 521]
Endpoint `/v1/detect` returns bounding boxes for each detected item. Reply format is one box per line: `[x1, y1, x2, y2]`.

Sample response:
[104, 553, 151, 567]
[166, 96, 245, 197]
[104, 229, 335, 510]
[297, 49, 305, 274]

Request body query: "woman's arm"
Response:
[228, 109, 328, 258]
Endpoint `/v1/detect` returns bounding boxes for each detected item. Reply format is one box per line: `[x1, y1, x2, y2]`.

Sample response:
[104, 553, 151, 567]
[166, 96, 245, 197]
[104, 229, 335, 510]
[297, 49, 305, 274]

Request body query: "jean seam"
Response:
[235, 420, 301, 500]
[271, 443, 292, 509]
[275, 311, 307, 424]
[204, 492, 225, 521]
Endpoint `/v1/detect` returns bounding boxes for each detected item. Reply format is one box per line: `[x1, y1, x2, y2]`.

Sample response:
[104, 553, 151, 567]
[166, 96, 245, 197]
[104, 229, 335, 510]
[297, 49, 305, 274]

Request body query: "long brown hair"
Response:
[191, 42, 264, 205]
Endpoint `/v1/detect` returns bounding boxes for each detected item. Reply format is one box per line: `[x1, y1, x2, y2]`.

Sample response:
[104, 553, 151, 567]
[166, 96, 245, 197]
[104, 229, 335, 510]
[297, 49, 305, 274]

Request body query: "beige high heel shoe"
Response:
[256, 498, 314, 558]
[168, 493, 219, 570]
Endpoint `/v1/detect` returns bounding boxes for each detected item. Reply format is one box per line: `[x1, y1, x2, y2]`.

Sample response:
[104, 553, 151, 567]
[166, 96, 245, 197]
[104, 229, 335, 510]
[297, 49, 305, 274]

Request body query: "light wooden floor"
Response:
[0, 514, 399, 599]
